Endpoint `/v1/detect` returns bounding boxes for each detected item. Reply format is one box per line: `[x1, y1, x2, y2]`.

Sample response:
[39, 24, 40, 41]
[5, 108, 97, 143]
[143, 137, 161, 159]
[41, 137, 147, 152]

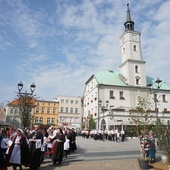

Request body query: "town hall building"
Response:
[83, 3, 170, 131]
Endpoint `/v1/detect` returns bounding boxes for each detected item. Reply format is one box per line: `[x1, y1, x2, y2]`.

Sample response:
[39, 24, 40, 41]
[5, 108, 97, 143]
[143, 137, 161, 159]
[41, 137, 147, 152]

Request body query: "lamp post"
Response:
[147, 78, 162, 150]
[99, 99, 109, 141]
[17, 81, 36, 128]
[147, 78, 162, 121]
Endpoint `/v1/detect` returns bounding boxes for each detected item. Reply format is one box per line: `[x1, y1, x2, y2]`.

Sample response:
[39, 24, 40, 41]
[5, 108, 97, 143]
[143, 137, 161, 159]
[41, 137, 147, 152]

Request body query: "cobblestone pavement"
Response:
[40, 159, 142, 170]
[8, 159, 142, 170]
[7, 136, 158, 170]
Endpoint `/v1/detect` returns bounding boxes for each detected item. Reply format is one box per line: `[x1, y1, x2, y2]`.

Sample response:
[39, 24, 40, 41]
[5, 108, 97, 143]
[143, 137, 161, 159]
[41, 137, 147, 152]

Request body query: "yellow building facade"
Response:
[33, 100, 59, 128]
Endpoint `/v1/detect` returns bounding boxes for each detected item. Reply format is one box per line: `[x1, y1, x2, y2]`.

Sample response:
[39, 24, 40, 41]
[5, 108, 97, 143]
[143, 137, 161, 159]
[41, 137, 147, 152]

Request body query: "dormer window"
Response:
[135, 76, 140, 85]
[136, 79, 139, 85]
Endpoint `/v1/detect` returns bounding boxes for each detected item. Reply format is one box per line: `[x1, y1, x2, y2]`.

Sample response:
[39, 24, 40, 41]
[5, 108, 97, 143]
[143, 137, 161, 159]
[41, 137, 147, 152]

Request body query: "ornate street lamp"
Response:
[17, 81, 36, 128]
[147, 78, 163, 150]
[147, 78, 162, 120]
[18, 81, 36, 94]
[99, 99, 109, 141]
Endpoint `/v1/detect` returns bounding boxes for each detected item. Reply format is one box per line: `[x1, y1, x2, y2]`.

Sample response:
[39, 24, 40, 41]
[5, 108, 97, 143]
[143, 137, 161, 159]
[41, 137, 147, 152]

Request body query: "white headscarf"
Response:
[17, 128, 24, 134]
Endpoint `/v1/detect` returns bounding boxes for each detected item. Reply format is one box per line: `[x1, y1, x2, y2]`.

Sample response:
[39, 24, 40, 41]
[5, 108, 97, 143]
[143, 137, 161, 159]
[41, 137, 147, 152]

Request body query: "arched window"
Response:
[135, 65, 138, 73]
[134, 45, 136, 51]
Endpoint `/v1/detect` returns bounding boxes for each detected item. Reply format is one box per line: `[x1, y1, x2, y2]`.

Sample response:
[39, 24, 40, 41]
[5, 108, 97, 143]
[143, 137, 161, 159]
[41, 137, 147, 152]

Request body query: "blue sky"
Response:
[0, 0, 170, 105]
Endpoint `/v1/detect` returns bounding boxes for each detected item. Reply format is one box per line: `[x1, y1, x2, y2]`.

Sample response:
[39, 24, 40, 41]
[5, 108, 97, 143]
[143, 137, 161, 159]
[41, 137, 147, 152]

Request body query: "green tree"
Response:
[17, 93, 36, 128]
[130, 95, 153, 137]
[156, 119, 170, 164]
[89, 116, 95, 132]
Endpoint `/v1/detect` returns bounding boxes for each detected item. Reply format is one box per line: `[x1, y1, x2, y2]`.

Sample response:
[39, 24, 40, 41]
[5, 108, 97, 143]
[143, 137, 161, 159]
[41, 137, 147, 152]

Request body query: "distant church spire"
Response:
[124, 3, 135, 31]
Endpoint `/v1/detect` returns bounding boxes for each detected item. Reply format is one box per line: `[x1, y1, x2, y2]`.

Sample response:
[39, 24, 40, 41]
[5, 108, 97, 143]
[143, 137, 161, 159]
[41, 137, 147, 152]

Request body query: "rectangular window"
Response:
[65, 107, 68, 113]
[35, 117, 39, 123]
[75, 118, 78, 123]
[36, 108, 39, 113]
[53, 108, 56, 114]
[47, 108, 50, 114]
[61, 99, 64, 103]
[70, 108, 73, 113]
[61, 117, 65, 122]
[51, 118, 55, 124]
[66, 100, 69, 104]
[71, 100, 74, 104]
[39, 117, 43, 123]
[60, 107, 64, 112]
[47, 118, 50, 123]
[110, 91, 115, 99]
[120, 91, 125, 100]
[162, 95, 167, 102]
[75, 100, 78, 104]
[75, 108, 78, 113]
[42, 107, 45, 113]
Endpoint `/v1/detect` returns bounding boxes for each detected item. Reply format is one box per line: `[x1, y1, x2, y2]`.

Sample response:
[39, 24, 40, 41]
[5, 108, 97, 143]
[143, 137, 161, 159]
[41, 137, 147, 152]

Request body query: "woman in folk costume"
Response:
[28, 125, 43, 170]
[7, 128, 30, 170]
[70, 128, 77, 152]
[51, 128, 65, 165]
[40, 130, 48, 163]
[46, 130, 54, 157]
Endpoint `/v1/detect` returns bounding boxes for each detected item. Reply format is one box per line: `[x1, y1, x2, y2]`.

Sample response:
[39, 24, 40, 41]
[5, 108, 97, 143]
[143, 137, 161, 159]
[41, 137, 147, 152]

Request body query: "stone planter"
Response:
[138, 158, 150, 170]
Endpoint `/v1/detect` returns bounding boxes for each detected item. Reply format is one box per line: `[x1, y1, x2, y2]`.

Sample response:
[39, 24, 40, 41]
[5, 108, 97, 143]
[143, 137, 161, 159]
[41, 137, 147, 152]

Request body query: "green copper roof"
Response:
[94, 70, 170, 90]
[94, 70, 127, 86]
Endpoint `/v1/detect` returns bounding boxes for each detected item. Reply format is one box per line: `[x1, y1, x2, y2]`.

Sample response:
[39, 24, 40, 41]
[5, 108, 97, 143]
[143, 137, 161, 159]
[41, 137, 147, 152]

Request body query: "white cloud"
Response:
[0, 0, 170, 104]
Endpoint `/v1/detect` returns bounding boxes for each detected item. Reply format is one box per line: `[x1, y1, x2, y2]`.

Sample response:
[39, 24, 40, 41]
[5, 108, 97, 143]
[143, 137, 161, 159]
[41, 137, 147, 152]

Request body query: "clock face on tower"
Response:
[131, 35, 137, 41]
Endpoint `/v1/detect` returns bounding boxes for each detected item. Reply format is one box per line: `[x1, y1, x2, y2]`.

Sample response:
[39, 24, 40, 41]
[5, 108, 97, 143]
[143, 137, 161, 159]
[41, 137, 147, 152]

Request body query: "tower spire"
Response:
[124, 3, 134, 31]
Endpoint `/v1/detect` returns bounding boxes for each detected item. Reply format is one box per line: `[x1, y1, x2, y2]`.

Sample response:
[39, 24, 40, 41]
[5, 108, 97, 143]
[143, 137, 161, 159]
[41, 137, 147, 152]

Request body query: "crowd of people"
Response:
[81, 128, 126, 142]
[0, 125, 77, 170]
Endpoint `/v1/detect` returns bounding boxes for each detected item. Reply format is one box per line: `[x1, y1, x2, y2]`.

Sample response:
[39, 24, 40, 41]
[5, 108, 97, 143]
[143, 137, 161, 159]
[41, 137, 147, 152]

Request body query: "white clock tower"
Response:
[119, 3, 146, 87]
